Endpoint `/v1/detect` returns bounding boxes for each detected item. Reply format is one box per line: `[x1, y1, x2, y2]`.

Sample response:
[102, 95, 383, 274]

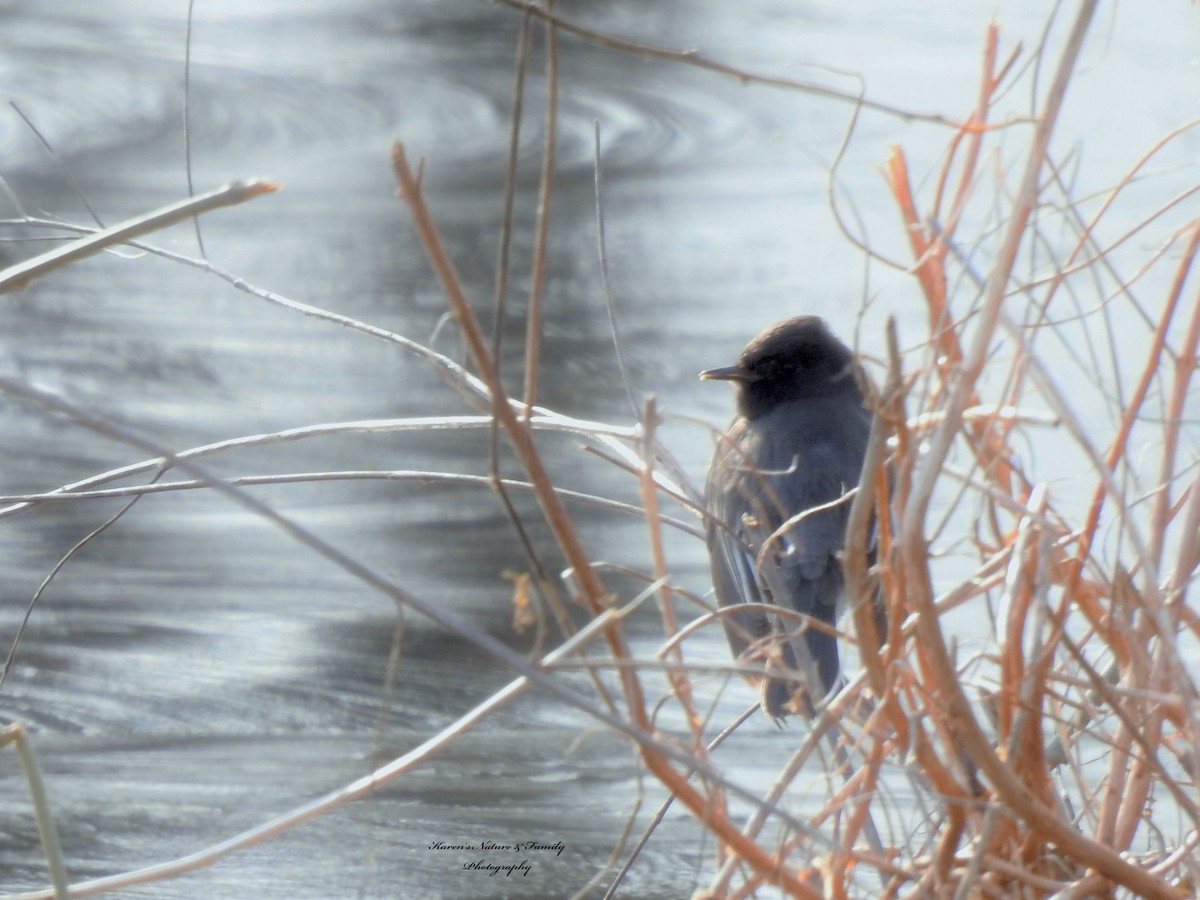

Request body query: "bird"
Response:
[701, 316, 883, 719]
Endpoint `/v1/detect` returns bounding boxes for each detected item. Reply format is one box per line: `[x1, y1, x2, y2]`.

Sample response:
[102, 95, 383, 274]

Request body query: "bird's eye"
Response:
[760, 357, 792, 380]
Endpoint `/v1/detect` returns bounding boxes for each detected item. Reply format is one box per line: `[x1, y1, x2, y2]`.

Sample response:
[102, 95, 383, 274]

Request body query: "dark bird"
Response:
[702, 316, 882, 719]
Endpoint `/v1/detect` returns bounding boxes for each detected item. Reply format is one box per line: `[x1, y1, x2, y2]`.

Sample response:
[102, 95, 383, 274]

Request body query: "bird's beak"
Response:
[700, 364, 753, 382]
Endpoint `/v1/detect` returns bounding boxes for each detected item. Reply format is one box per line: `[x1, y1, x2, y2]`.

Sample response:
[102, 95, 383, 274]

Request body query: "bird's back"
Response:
[706, 392, 872, 713]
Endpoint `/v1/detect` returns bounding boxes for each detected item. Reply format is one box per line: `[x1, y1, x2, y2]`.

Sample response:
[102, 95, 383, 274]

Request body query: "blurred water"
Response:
[0, 1, 1197, 897]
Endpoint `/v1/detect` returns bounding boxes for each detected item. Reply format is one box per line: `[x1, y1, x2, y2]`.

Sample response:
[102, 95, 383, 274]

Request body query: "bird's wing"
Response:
[706, 403, 875, 706]
[741, 461, 849, 695]
[704, 430, 773, 663]
[740, 408, 872, 695]
[705, 422, 844, 696]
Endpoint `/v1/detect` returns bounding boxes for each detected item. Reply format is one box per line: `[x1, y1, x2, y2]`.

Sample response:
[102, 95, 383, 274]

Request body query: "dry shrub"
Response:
[391, 3, 1198, 898]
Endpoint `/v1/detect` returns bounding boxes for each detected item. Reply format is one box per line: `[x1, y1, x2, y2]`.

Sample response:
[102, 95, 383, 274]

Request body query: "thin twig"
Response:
[392, 141, 818, 898]
[0, 179, 278, 293]
[492, 0, 993, 128]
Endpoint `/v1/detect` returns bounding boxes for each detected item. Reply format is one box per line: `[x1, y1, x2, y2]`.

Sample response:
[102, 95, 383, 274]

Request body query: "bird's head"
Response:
[700, 316, 859, 420]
